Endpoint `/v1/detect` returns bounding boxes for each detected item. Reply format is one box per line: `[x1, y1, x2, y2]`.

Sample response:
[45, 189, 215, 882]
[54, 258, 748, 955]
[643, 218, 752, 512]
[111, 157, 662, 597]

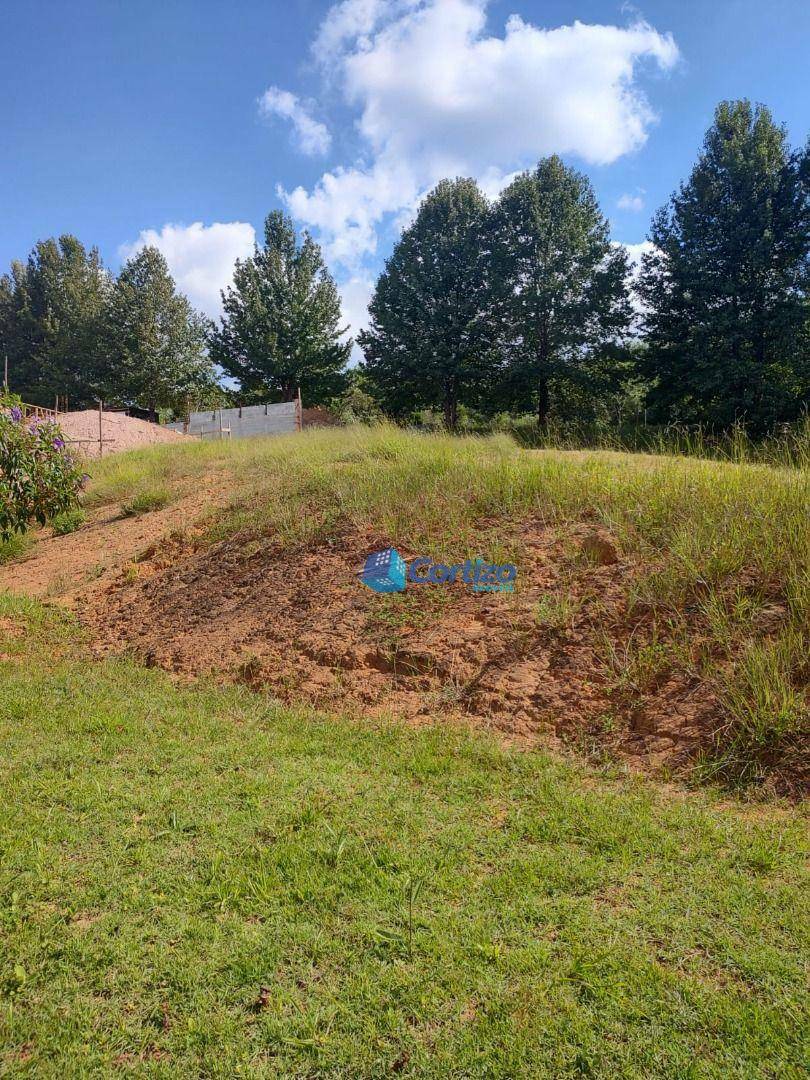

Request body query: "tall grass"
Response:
[500, 414, 810, 469]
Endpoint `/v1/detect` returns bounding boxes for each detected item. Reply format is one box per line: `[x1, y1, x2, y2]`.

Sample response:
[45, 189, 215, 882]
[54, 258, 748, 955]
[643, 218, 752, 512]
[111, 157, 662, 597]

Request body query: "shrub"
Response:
[0, 532, 33, 564]
[120, 487, 171, 516]
[50, 508, 87, 535]
[0, 395, 85, 540]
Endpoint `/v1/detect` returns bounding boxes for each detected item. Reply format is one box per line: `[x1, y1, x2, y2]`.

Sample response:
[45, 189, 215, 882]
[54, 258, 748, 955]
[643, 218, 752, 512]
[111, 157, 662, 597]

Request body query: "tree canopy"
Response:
[359, 178, 495, 430]
[637, 101, 810, 432]
[489, 156, 632, 427]
[211, 211, 350, 404]
[103, 247, 216, 417]
[0, 236, 110, 408]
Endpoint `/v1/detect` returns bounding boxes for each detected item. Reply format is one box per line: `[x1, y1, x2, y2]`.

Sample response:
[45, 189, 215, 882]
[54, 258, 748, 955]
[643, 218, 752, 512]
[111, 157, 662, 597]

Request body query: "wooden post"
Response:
[296, 387, 302, 431]
[98, 400, 104, 458]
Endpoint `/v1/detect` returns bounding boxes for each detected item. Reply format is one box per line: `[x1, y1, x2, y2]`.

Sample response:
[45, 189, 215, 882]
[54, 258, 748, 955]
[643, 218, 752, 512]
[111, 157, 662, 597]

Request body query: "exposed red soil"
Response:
[0, 479, 228, 603]
[78, 517, 721, 775]
[301, 406, 340, 427]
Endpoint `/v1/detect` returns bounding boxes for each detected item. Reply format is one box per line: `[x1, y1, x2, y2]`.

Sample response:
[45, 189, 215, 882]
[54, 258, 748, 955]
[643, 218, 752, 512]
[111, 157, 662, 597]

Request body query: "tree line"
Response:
[0, 212, 349, 417]
[360, 100, 809, 436]
[1, 100, 807, 434]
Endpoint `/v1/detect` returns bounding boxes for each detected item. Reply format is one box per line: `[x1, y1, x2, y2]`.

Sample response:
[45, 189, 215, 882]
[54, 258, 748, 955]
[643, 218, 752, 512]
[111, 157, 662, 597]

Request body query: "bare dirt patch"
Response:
[79, 518, 719, 775]
[0, 480, 227, 604]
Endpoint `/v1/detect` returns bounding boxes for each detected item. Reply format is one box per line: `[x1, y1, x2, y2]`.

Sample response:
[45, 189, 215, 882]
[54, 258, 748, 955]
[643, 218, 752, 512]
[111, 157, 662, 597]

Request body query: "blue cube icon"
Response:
[361, 547, 407, 592]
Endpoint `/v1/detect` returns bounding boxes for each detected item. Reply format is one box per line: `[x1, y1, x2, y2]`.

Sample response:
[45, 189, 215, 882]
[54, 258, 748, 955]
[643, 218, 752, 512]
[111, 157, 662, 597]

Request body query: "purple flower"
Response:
[10, 406, 22, 422]
[53, 436, 65, 449]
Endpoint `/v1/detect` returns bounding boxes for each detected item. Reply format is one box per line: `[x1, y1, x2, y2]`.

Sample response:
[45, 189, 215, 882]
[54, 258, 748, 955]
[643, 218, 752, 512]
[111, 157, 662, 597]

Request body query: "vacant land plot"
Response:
[0, 427, 807, 1076]
[6, 425, 804, 791]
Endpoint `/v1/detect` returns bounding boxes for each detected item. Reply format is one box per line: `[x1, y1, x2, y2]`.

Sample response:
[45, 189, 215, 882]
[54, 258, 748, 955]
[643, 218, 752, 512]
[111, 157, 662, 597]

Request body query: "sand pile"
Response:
[56, 410, 189, 457]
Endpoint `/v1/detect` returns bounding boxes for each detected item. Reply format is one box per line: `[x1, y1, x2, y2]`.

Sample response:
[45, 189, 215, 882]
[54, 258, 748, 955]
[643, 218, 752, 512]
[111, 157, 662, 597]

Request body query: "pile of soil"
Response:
[57, 411, 189, 457]
[82, 518, 718, 775]
[301, 407, 340, 427]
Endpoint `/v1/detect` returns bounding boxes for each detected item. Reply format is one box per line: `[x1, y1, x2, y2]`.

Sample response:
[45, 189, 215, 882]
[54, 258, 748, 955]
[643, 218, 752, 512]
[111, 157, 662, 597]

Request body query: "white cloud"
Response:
[618, 189, 646, 211]
[281, 158, 419, 267]
[280, 0, 679, 269]
[338, 274, 376, 362]
[312, 0, 394, 66]
[259, 87, 331, 155]
[120, 222, 256, 319]
[621, 239, 655, 275]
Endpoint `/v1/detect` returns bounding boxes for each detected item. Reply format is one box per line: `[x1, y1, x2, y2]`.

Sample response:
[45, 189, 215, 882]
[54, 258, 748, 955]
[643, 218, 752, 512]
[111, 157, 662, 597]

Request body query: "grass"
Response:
[49, 508, 86, 536]
[81, 424, 808, 785]
[500, 415, 810, 470]
[120, 486, 172, 517]
[0, 595, 807, 1077]
[0, 532, 33, 564]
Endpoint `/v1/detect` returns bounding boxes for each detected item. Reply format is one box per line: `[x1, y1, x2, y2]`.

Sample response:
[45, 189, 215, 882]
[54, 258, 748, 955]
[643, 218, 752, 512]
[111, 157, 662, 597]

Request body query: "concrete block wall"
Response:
[167, 400, 299, 440]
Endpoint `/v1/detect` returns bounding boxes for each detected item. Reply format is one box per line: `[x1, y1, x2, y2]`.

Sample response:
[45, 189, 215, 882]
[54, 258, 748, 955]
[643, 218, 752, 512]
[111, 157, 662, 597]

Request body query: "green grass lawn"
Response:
[0, 598, 807, 1078]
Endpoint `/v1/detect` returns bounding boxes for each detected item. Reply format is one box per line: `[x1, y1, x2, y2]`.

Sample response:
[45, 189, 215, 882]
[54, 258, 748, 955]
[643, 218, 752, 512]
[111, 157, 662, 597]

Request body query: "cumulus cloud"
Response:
[618, 189, 646, 211]
[280, 0, 678, 270]
[120, 222, 256, 319]
[338, 274, 376, 361]
[259, 87, 331, 155]
[621, 239, 655, 274]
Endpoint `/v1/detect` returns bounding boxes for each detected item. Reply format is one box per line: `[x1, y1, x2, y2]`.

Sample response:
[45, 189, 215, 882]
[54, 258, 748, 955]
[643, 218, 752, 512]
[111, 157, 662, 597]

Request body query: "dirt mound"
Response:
[57, 410, 189, 457]
[301, 406, 340, 427]
[82, 519, 717, 774]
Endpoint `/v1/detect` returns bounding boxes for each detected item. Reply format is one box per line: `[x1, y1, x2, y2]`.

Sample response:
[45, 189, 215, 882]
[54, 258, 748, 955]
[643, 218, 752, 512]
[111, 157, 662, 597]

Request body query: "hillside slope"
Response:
[2, 426, 807, 791]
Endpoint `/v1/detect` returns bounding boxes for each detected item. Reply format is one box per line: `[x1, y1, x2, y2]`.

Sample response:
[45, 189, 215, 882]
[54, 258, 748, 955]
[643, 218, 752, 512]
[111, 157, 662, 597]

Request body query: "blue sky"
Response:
[2, 0, 809, 341]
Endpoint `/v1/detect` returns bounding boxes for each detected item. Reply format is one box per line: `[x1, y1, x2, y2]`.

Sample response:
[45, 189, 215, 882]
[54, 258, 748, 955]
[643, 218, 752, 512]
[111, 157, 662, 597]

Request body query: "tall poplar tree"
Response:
[104, 247, 216, 416]
[489, 157, 632, 427]
[211, 211, 350, 404]
[637, 101, 810, 432]
[358, 178, 495, 430]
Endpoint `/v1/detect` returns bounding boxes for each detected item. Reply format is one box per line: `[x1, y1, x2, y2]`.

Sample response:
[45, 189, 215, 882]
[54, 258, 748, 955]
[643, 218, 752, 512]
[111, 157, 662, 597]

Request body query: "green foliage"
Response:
[488, 157, 635, 425]
[359, 178, 496, 429]
[330, 369, 385, 424]
[0, 531, 33, 564]
[0, 394, 85, 540]
[638, 100, 810, 434]
[120, 486, 171, 516]
[212, 211, 350, 405]
[489, 156, 632, 426]
[50, 507, 86, 535]
[103, 246, 218, 415]
[0, 235, 111, 407]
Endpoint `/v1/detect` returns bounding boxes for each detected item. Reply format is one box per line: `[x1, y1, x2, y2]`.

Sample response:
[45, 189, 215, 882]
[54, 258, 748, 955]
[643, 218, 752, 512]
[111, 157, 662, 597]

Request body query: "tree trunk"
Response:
[537, 377, 550, 430]
[443, 382, 458, 432]
[536, 319, 551, 430]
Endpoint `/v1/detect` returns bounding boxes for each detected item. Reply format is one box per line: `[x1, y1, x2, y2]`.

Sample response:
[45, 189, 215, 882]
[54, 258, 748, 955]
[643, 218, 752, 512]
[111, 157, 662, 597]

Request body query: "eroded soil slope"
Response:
[81, 518, 718, 774]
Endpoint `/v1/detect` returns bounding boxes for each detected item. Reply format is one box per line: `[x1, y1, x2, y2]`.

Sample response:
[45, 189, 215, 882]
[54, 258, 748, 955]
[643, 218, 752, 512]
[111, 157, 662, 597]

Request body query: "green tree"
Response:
[212, 212, 350, 404]
[489, 157, 632, 428]
[358, 178, 496, 430]
[0, 236, 111, 407]
[637, 101, 810, 433]
[104, 247, 217, 417]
